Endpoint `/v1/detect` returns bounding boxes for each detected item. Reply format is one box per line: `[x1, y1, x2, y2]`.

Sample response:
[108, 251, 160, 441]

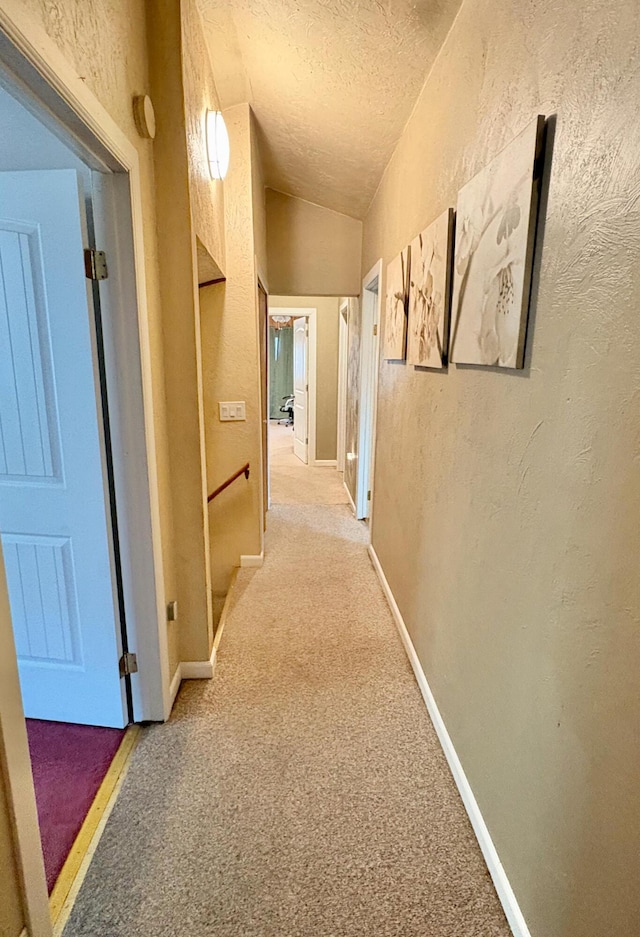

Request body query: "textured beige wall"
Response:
[181, 0, 225, 269]
[148, 0, 217, 662]
[363, 1, 640, 935]
[269, 296, 340, 461]
[266, 189, 362, 296]
[17, 0, 181, 673]
[0, 766, 23, 937]
[202, 105, 264, 595]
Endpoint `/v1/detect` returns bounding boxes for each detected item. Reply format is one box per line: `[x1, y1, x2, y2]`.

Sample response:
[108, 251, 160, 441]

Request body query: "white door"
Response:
[293, 316, 308, 464]
[0, 169, 128, 728]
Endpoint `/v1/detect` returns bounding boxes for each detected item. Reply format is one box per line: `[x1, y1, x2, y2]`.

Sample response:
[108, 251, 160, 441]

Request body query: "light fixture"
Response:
[206, 110, 230, 180]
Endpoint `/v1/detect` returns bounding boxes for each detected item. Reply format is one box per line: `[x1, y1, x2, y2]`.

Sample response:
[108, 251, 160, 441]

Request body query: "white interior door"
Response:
[0, 168, 127, 728]
[293, 316, 308, 464]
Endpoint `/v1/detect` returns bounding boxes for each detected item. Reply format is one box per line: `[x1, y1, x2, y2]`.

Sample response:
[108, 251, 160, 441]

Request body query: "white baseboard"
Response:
[213, 567, 239, 652]
[168, 665, 182, 708]
[240, 552, 263, 568]
[314, 459, 337, 467]
[180, 642, 217, 680]
[343, 480, 356, 515]
[167, 566, 243, 710]
[367, 544, 531, 937]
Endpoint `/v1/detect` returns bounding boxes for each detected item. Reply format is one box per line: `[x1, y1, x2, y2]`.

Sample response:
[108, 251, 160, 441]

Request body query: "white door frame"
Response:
[356, 260, 383, 520]
[336, 298, 349, 473]
[0, 545, 50, 937]
[269, 307, 317, 464]
[0, 7, 171, 932]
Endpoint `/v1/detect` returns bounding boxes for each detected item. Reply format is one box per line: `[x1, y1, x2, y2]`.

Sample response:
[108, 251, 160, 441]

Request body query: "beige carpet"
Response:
[63, 490, 511, 935]
[269, 421, 349, 505]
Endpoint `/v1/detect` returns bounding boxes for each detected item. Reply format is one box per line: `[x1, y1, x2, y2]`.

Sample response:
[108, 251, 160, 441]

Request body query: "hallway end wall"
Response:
[266, 189, 362, 297]
[269, 296, 341, 462]
[362, 0, 640, 935]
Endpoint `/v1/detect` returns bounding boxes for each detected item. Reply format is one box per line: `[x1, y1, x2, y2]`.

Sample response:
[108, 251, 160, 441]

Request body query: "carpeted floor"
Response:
[269, 421, 349, 505]
[63, 457, 510, 936]
[26, 720, 125, 892]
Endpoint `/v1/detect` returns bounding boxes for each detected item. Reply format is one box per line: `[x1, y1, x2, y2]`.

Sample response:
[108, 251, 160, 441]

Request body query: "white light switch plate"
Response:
[219, 401, 246, 421]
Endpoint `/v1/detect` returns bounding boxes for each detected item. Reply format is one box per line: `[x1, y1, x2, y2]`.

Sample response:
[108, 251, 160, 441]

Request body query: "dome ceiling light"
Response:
[206, 110, 230, 180]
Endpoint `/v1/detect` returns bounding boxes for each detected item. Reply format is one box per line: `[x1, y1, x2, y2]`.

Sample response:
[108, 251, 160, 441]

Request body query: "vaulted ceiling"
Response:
[197, 0, 462, 219]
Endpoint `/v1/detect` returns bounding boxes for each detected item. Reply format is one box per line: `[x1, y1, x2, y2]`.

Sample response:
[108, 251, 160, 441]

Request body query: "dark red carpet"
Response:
[26, 720, 126, 893]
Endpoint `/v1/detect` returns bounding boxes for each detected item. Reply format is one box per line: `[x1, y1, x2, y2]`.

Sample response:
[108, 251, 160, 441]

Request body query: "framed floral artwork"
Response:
[450, 115, 546, 369]
[407, 207, 454, 369]
[383, 246, 410, 360]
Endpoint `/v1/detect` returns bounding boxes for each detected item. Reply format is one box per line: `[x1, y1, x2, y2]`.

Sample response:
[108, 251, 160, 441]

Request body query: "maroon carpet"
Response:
[26, 720, 126, 893]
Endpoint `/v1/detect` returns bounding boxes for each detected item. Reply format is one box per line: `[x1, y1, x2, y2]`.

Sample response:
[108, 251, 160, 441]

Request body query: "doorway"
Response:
[0, 74, 131, 907]
[0, 32, 168, 929]
[267, 296, 350, 509]
[268, 306, 317, 468]
[355, 261, 383, 520]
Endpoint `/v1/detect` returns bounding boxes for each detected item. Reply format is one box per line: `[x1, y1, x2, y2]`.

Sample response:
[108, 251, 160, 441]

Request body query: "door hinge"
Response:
[306, 437, 309, 445]
[84, 248, 108, 281]
[373, 324, 378, 336]
[306, 383, 309, 391]
[367, 489, 371, 501]
[119, 652, 138, 677]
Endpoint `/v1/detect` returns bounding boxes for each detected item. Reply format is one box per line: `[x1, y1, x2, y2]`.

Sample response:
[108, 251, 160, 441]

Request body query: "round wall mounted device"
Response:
[132, 94, 156, 140]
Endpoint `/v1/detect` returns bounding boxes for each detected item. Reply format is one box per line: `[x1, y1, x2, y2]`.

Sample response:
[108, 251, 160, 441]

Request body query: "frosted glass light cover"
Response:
[206, 110, 230, 180]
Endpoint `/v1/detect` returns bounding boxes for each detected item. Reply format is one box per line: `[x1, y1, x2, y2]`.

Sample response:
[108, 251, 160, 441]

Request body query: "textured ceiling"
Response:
[197, 0, 462, 219]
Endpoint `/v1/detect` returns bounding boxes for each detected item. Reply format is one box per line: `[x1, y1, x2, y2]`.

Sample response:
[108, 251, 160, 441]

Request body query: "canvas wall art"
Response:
[383, 246, 410, 360]
[450, 115, 545, 369]
[407, 208, 454, 369]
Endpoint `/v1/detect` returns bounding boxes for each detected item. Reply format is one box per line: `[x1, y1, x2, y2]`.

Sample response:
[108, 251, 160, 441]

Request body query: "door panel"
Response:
[0, 169, 127, 728]
[0, 223, 60, 480]
[293, 317, 308, 464]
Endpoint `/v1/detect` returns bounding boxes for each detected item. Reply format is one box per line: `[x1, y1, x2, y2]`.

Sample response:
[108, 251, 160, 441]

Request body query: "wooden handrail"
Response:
[208, 463, 250, 503]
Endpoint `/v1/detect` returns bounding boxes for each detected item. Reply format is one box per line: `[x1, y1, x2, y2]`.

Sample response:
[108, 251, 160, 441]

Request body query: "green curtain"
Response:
[269, 327, 294, 419]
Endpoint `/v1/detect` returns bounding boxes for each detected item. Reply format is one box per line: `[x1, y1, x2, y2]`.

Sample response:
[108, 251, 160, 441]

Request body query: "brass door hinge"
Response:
[84, 248, 108, 281]
[119, 652, 138, 677]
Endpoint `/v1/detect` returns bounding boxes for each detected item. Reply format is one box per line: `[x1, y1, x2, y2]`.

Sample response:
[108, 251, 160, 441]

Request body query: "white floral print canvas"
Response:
[407, 208, 454, 369]
[383, 246, 410, 360]
[450, 116, 545, 369]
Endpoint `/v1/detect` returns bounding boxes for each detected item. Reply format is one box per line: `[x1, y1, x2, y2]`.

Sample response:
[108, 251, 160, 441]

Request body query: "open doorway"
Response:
[267, 296, 349, 507]
[0, 45, 166, 920]
[354, 261, 382, 520]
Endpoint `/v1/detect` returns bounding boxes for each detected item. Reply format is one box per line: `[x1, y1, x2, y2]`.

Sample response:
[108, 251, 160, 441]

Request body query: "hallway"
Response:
[269, 421, 349, 505]
[63, 461, 509, 936]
